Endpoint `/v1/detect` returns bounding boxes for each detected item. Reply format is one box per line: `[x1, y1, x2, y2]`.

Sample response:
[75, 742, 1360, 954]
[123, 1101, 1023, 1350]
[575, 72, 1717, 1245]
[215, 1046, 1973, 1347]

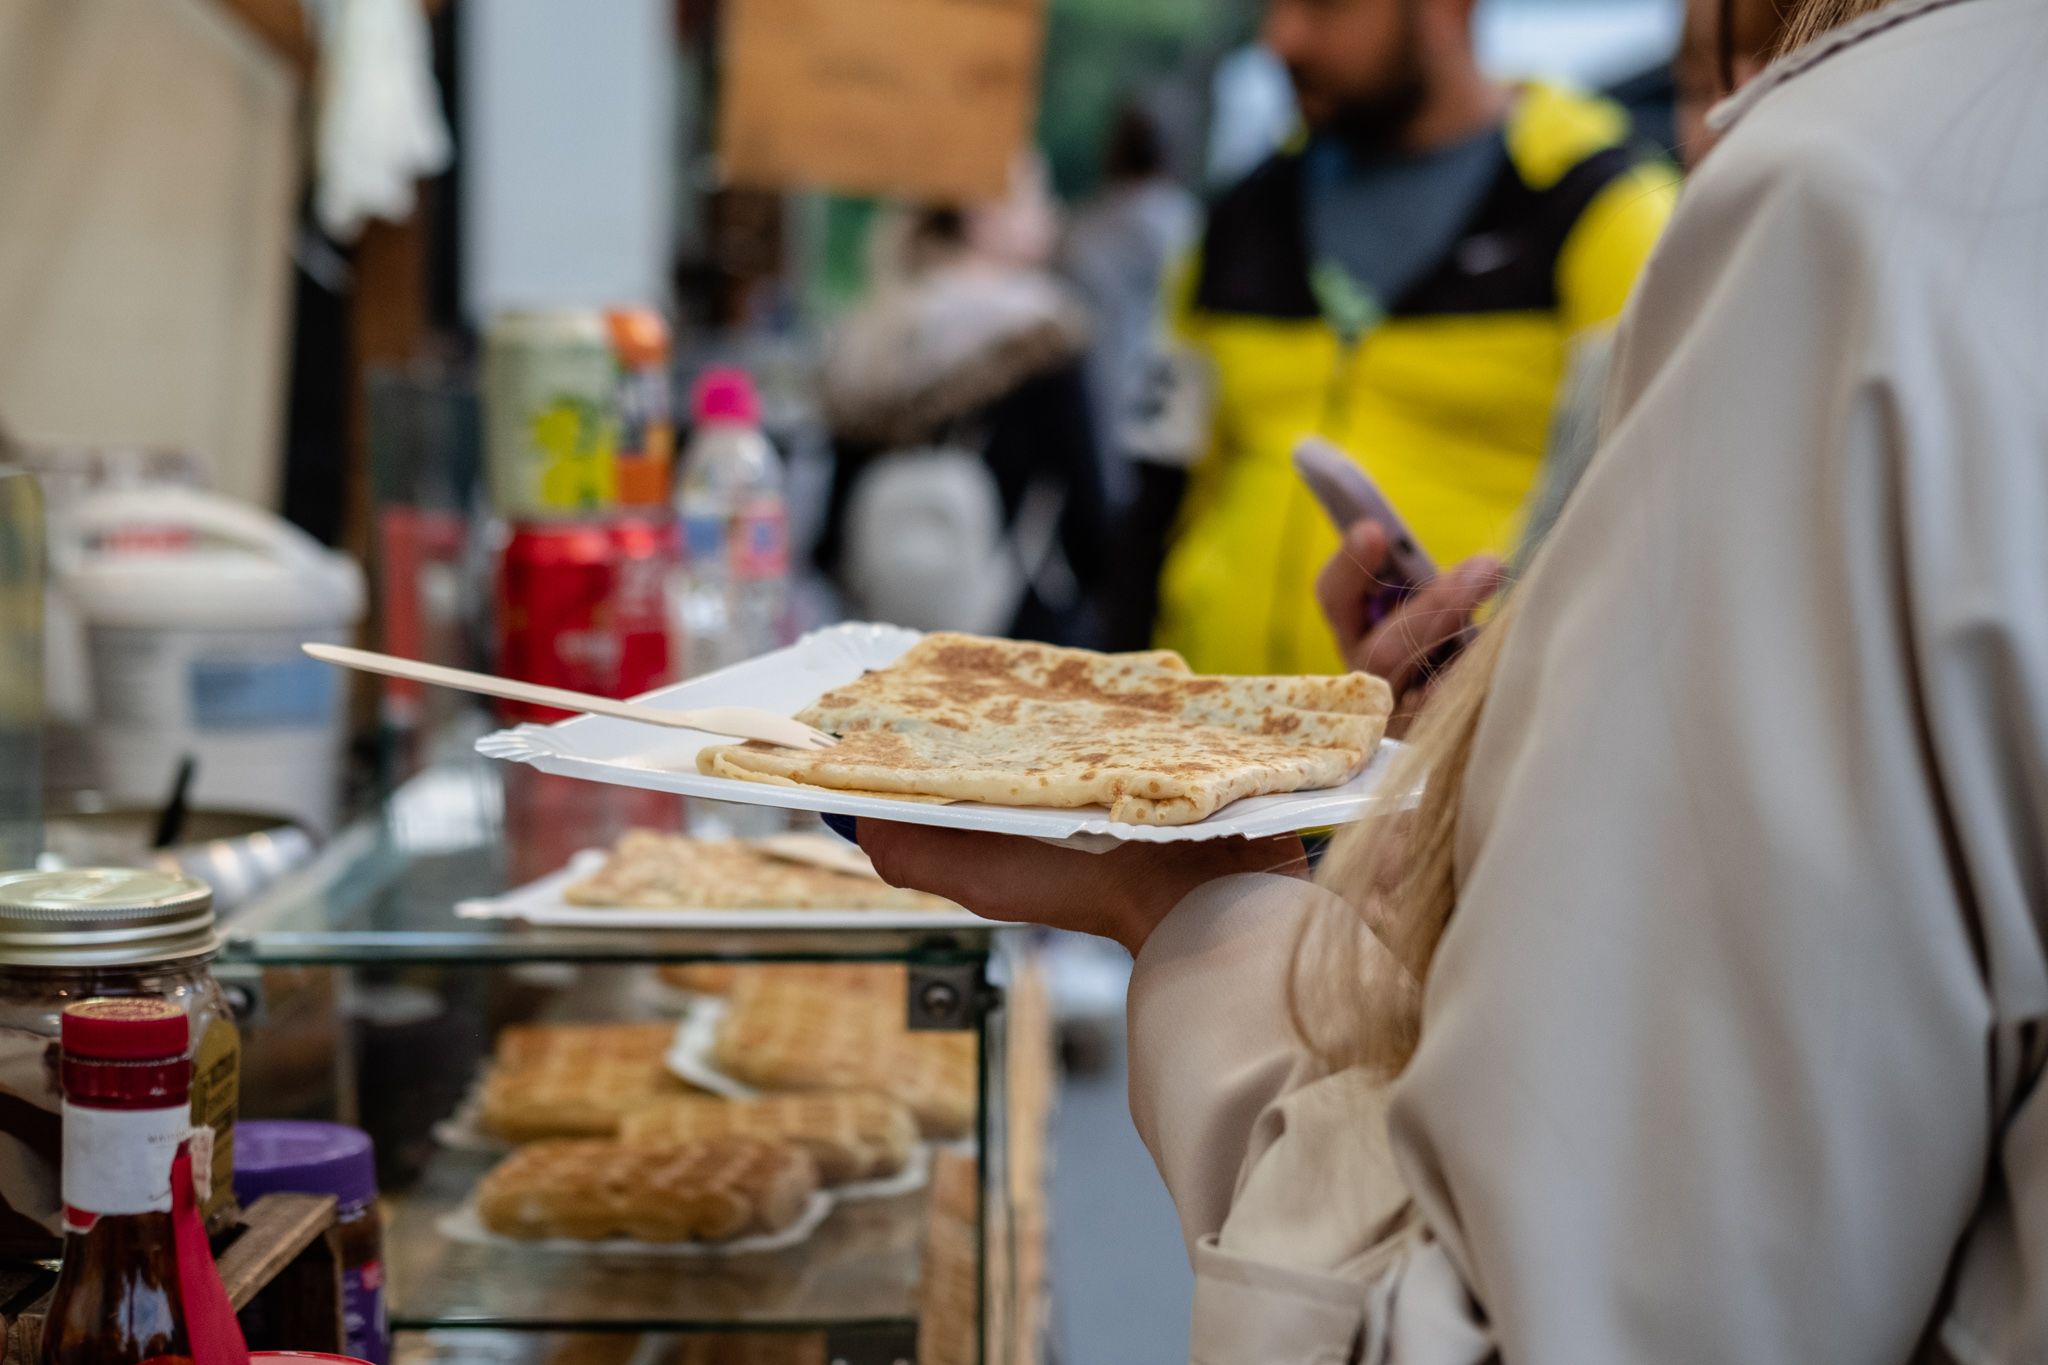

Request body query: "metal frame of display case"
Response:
[220, 755, 1022, 1365]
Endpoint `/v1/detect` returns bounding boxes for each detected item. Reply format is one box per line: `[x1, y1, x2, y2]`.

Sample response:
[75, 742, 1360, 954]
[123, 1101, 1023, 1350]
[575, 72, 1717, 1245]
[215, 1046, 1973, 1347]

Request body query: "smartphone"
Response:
[1292, 437, 1435, 624]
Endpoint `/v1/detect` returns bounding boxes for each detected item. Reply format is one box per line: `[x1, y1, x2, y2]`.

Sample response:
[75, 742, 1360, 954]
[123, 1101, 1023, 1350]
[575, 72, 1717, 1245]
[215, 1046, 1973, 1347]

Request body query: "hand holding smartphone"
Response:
[1291, 437, 1435, 626]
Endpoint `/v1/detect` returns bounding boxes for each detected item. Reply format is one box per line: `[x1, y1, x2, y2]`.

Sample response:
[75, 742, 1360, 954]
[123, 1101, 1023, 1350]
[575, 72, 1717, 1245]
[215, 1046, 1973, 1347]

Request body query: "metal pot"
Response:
[37, 804, 316, 912]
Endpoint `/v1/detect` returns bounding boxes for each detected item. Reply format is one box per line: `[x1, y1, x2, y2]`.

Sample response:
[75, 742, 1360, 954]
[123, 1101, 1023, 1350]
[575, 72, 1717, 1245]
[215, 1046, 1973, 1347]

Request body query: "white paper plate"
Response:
[437, 1188, 835, 1258]
[431, 1074, 512, 1155]
[665, 997, 757, 1098]
[662, 1003, 936, 1201]
[477, 622, 1405, 846]
[455, 849, 992, 931]
[439, 1009, 935, 1203]
[831, 1139, 933, 1203]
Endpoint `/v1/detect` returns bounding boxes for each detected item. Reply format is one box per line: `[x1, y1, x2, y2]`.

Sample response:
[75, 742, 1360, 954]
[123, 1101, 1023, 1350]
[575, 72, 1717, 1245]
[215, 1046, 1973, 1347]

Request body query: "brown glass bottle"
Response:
[39, 998, 194, 1365]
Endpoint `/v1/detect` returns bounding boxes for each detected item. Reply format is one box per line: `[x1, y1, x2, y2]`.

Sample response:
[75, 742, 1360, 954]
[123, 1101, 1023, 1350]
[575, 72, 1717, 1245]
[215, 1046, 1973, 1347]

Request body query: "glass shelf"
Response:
[387, 1147, 926, 1333]
[221, 743, 1016, 1355]
[220, 754, 992, 968]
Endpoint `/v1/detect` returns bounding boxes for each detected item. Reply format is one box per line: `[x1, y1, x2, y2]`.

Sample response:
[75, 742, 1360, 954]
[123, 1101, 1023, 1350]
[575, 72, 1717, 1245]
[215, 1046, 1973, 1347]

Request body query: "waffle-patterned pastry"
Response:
[493, 1022, 677, 1071]
[565, 830, 955, 911]
[711, 980, 977, 1138]
[619, 1091, 918, 1185]
[657, 962, 906, 1001]
[476, 1136, 819, 1242]
[481, 1023, 693, 1142]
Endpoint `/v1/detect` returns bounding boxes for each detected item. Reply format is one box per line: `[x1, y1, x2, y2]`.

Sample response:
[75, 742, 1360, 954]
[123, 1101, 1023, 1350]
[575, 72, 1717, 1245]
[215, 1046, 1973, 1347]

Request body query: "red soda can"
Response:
[496, 522, 622, 723]
[496, 520, 677, 724]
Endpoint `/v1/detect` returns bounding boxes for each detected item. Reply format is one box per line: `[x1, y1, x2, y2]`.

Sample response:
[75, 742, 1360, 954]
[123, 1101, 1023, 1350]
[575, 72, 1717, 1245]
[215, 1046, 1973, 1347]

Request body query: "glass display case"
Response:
[221, 752, 1046, 1365]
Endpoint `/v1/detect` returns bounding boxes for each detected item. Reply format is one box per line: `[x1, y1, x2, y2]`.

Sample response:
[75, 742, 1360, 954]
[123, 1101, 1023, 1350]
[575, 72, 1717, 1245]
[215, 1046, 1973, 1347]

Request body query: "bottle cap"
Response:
[234, 1121, 378, 1209]
[691, 367, 760, 426]
[606, 306, 670, 366]
[0, 868, 217, 966]
[61, 997, 190, 1060]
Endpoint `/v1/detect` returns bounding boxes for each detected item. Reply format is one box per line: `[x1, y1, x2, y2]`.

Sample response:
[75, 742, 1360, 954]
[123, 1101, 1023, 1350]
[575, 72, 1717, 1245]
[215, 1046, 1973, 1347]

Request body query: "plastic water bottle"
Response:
[671, 367, 789, 676]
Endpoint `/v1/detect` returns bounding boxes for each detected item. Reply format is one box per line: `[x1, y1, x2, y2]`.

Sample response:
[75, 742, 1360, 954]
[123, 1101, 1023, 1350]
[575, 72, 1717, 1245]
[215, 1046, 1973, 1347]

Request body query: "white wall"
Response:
[0, 0, 297, 508]
[460, 0, 676, 320]
[1477, 0, 1685, 87]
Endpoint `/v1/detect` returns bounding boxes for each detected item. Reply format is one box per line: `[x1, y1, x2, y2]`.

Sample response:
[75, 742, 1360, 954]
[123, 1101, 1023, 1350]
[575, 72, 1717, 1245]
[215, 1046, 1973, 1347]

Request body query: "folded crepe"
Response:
[697, 633, 1392, 826]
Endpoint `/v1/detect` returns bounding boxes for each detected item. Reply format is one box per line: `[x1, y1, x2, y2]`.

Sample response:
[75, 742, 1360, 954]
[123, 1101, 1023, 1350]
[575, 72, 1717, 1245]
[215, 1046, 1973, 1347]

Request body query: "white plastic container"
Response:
[56, 488, 366, 834]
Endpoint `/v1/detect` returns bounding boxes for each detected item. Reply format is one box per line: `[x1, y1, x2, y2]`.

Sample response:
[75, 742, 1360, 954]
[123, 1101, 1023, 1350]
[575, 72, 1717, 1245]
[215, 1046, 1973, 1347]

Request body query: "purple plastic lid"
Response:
[691, 366, 760, 426]
[234, 1120, 377, 1209]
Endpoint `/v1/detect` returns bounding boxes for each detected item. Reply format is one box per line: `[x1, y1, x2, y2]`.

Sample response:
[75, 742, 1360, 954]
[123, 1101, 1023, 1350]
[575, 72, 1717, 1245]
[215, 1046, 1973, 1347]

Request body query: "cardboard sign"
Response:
[718, 0, 1046, 203]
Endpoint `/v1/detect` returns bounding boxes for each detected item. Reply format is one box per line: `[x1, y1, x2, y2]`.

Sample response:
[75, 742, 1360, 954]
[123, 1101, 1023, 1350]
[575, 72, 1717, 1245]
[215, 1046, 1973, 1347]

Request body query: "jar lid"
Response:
[61, 996, 189, 1060]
[0, 868, 218, 966]
[234, 1121, 377, 1208]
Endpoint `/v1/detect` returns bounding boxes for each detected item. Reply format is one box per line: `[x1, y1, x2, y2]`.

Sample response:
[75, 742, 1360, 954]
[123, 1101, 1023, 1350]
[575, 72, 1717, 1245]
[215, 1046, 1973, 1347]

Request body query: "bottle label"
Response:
[343, 1259, 391, 1365]
[60, 1100, 185, 1231]
[731, 501, 788, 581]
[682, 510, 727, 565]
[191, 1017, 239, 1225]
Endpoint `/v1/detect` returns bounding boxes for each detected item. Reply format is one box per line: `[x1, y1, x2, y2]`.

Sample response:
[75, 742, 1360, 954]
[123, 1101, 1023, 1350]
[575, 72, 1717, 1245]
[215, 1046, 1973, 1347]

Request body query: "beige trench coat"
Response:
[1124, 0, 2048, 1358]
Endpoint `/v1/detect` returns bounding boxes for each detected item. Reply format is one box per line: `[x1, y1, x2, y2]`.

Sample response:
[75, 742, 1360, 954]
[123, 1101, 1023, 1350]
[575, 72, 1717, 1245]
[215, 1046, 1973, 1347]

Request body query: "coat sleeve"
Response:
[1126, 873, 1424, 1364]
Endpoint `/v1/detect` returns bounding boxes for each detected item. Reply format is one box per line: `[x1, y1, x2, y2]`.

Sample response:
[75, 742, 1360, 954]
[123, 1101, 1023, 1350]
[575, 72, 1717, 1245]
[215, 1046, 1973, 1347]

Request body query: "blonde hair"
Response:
[1774, 0, 1899, 53]
[1288, 0, 1902, 1080]
[1291, 597, 1518, 1075]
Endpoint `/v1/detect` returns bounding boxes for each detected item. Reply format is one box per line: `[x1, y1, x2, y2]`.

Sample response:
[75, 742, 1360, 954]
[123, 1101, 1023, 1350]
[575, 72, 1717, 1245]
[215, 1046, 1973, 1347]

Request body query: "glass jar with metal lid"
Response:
[0, 867, 240, 1261]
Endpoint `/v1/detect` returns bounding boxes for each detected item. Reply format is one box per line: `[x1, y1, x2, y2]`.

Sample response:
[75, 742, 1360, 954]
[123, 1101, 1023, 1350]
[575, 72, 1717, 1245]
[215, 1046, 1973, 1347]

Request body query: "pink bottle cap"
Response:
[691, 367, 760, 426]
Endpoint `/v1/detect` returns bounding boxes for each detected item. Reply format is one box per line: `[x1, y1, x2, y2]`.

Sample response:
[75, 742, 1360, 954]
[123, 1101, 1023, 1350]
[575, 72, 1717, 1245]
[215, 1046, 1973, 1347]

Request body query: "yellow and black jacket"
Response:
[1156, 83, 1677, 675]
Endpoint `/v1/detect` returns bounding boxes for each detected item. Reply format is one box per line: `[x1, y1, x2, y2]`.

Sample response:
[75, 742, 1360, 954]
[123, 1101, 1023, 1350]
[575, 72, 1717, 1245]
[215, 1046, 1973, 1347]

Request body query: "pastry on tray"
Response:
[697, 631, 1392, 825]
[481, 1022, 693, 1142]
[657, 961, 906, 1001]
[712, 979, 976, 1139]
[476, 1135, 819, 1243]
[619, 1090, 919, 1185]
[493, 1021, 677, 1071]
[563, 830, 954, 912]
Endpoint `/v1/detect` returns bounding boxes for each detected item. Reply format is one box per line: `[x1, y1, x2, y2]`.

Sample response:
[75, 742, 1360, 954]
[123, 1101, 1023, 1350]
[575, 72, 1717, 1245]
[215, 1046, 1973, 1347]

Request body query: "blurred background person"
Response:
[1154, 0, 1679, 677]
[1325, 0, 1812, 727]
[814, 156, 1115, 648]
[1062, 97, 1203, 651]
[1063, 97, 1199, 505]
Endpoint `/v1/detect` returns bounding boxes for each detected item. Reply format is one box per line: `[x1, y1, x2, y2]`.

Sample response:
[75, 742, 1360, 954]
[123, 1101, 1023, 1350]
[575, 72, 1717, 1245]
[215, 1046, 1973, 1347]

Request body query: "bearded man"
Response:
[1155, 0, 1678, 675]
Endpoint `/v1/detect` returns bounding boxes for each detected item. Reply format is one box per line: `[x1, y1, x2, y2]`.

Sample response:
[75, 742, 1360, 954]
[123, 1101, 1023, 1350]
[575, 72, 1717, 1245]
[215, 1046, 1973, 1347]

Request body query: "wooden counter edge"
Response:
[4, 1193, 344, 1363]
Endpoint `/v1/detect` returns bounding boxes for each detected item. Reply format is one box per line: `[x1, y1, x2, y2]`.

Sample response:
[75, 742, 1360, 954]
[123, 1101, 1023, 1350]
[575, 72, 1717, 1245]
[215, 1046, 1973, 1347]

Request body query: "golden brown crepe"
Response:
[697, 633, 1391, 826]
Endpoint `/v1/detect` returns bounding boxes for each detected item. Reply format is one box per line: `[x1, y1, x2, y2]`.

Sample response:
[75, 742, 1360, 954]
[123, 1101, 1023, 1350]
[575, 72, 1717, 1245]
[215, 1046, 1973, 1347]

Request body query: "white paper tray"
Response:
[431, 1075, 510, 1155]
[438, 1189, 835, 1258]
[477, 622, 1404, 846]
[435, 1011, 935, 1204]
[435, 1098, 931, 1205]
[666, 997, 753, 1098]
[455, 849, 992, 932]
